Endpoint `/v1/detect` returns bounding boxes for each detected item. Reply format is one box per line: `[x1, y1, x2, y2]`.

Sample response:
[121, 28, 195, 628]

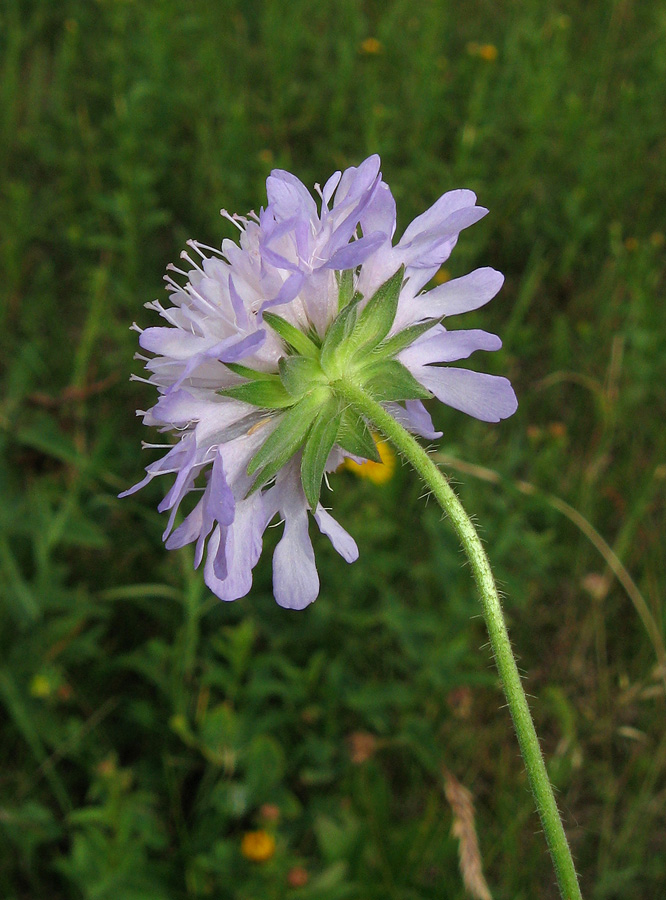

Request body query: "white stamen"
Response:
[186, 239, 209, 259]
[190, 239, 224, 257]
[166, 262, 190, 278]
[220, 209, 244, 231]
[164, 274, 186, 293]
[180, 251, 203, 273]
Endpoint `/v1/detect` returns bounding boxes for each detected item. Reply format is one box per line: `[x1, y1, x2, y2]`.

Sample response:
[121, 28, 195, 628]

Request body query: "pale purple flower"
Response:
[123, 156, 516, 608]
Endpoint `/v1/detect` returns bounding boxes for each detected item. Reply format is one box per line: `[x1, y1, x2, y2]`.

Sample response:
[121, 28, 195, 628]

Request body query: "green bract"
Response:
[221, 267, 437, 509]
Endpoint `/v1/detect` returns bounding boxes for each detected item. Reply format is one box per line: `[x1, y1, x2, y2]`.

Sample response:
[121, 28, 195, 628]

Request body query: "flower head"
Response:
[241, 830, 276, 863]
[123, 156, 516, 609]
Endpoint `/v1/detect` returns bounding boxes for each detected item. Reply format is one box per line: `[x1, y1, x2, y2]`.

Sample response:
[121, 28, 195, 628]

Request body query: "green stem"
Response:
[334, 378, 583, 900]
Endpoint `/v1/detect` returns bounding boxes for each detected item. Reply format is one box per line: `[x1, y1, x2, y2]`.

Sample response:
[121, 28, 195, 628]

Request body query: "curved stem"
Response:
[334, 378, 583, 900]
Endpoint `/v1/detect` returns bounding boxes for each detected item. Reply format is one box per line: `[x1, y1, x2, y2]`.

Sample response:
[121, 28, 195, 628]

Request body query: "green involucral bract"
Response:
[358, 360, 432, 402]
[218, 377, 295, 409]
[239, 267, 435, 504]
[278, 356, 328, 399]
[300, 398, 344, 508]
[336, 409, 381, 462]
[246, 390, 327, 493]
[262, 313, 320, 358]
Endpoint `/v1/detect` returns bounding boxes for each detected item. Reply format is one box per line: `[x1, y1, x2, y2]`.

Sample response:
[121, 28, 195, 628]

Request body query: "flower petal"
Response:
[165, 497, 206, 551]
[258, 271, 305, 315]
[314, 507, 359, 562]
[385, 400, 443, 439]
[267, 170, 319, 223]
[323, 231, 386, 270]
[399, 207, 488, 269]
[399, 328, 502, 366]
[400, 189, 478, 245]
[273, 503, 319, 610]
[334, 154, 381, 208]
[268, 464, 320, 609]
[139, 328, 218, 359]
[420, 267, 504, 318]
[166, 331, 267, 393]
[204, 493, 266, 601]
[321, 170, 342, 207]
[360, 181, 397, 241]
[410, 366, 518, 422]
[207, 448, 236, 527]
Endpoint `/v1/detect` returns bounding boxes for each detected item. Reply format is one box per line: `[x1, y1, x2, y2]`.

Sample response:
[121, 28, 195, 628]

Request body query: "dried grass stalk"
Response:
[442, 766, 493, 900]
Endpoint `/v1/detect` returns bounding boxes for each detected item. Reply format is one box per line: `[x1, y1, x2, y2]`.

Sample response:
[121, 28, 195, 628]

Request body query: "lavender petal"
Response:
[411, 366, 518, 422]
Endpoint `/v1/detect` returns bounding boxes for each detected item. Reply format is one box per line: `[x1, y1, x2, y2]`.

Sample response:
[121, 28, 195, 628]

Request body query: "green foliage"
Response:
[1, 1, 665, 898]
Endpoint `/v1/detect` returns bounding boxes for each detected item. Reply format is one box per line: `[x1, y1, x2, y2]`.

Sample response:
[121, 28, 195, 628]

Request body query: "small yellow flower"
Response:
[241, 830, 276, 863]
[624, 237, 638, 252]
[478, 43, 498, 62]
[650, 231, 664, 248]
[361, 37, 382, 55]
[344, 436, 396, 485]
[433, 268, 451, 285]
[258, 149, 274, 165]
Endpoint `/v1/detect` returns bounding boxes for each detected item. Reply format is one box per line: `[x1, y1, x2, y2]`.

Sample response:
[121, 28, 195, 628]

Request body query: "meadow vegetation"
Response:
[1, 1, 665, 897]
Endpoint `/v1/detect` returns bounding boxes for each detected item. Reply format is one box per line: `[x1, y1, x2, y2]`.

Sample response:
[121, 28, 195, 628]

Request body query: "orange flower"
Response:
[346, 731, 378, 764]
[241, 830, 276, 862]
[287, 866, 309, 888]
[259, 803, 281, 822]
[478, 43, 498, 62]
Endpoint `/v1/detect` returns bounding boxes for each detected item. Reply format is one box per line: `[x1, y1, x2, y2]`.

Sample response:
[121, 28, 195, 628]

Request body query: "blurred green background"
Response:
[1, 1, 665, 897]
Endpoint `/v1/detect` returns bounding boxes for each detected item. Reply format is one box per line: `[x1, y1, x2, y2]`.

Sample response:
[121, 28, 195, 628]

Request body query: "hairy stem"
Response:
[334, 378, 583, 900]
